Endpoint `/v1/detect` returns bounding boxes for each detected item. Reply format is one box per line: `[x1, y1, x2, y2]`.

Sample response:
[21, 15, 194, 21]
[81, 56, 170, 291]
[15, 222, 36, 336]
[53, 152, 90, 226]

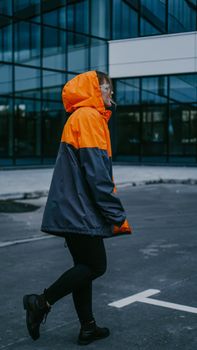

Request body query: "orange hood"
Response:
[62, 71, 112, 122]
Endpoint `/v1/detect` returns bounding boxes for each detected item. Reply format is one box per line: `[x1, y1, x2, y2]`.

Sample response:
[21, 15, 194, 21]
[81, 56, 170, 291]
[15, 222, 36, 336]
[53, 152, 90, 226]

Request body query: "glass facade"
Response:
[114, 73, 197, 164]
[0, 0, 108, 166]
[112, 0, 197, 39]
[0, 0, 196, 166]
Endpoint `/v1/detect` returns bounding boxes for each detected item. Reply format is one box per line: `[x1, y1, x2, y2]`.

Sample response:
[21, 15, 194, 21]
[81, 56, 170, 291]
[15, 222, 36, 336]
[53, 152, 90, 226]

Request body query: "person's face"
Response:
[100, 79, 113, 107]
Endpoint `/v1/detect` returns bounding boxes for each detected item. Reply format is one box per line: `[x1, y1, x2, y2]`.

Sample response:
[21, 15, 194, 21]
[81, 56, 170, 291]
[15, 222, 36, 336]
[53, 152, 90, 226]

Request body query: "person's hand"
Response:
[113, 219, 133, 235]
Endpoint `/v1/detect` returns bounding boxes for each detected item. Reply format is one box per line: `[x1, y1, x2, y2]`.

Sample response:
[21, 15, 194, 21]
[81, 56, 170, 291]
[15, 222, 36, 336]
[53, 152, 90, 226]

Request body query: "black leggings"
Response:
[45, 234, 107, 325]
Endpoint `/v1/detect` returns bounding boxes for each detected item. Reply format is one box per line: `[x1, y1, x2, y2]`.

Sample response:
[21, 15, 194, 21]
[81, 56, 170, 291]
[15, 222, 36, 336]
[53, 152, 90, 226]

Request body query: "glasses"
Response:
[100, 83, 114, 95]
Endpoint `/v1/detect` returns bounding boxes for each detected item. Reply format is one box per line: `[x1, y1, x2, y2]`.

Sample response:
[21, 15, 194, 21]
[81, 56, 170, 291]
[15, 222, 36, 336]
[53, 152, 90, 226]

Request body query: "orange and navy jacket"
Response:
[41, 71, 132, 237]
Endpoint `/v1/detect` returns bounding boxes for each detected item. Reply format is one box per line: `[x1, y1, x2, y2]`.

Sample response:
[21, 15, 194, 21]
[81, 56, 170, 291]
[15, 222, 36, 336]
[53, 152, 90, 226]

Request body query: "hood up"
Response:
[62, 71, 112, 122]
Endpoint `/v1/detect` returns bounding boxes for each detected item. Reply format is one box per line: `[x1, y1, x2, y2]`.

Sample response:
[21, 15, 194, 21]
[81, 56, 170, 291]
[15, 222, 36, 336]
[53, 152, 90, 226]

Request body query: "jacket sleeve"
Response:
[77, 110, 126, 226]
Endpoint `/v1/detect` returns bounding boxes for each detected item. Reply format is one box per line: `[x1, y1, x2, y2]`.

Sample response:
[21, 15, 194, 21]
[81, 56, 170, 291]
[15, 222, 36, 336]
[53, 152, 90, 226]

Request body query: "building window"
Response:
[42, 70, 66, 101]
[0, 64, 13, 161]
[169, 74, 197, 104]
[141, 105, 167, 158]
[90, 38, 108, 72]
[67, 32, 89, 72]
[43, 7, 66, 28]
[0, 64, 12, 95]
[0, 1, 109, 166]
[112, 0, 138, 39]
[13, 0, 40, 20]
[0, 0, 12, 15]
[169, 105, 197, 159]
[112, 0, 197, 39]
[168, 0, 197, 33]
[14, 99, 41, 158]
[141, 76, 168, 104]
[67, 0, 89, 34]
[0, 97, 13, 159]
[169, 74, 197, 161]
[116, 79, 140, 105]
[116, 107, 141, 159]
[91, 0, 110, 39]
[115, 73, 197, 163]
[14, 21, 40, 66]
[42, 26, 66, 70]
[140, 0, 167, 36]
[14, 66, 41, 99]
[0, 17, 12, 61]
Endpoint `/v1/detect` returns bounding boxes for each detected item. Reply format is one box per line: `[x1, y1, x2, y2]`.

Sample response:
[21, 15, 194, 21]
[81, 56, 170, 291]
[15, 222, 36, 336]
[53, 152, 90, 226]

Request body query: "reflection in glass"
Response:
[91, 0, 110, 38]
[42, 26, 66, 69]
[14, 99, 41, 157]
[0, 0, 12, 15]
[13, 0, 40, 19]
[112, 0, 138, 39]
[112, 0, 197, 39]
[90, 39, 107, 72]
[116, 79, 140, 105]
[15, 66, 40, 99]
[43, 7, 66, 28]
[67, 0, 89, 34]
[116, 107, 141, 158]
[67, 32, 89, 72]
[0, 18, 12, 61]
[140, 0, 166, 36]
[43, 9, 59, 27]
[42, 70, 66, 101]
[0, 97, 13, 157]
[169, 104, 197, 158]
[168, 0, 197, 33]
[115, 74, 197, 162]
[0, 64, 12, 95]
[142, 106, 167, 143]
[14, 21, 40, 66]
[169, 74, 197, 103]
[142, 77, 168, 104]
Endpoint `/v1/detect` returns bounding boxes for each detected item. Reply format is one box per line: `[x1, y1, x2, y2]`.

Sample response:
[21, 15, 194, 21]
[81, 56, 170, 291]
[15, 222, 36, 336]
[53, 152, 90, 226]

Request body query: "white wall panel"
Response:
[195, 33, 197, 73]
[109, 32, 197, 78]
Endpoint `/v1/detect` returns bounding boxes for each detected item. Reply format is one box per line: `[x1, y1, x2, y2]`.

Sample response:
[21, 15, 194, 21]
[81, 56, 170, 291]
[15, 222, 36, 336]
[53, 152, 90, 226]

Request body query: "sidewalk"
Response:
[0, 165, 197, 200]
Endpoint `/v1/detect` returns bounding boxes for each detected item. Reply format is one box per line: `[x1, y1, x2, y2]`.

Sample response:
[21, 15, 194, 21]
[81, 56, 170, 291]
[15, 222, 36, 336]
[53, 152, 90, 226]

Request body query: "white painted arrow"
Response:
[109, 289, 197, 314]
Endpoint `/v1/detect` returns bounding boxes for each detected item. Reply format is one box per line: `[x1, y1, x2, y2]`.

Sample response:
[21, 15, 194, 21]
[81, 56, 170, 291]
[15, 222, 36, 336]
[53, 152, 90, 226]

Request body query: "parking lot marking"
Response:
[109, 289, 197, 314]
[0, 235, 54, 248]
[109, 289, 160, 308]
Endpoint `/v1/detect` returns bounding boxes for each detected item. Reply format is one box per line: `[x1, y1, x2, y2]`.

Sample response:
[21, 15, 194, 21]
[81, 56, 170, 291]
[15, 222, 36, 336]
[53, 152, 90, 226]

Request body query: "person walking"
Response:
[23, 70, 132, 345]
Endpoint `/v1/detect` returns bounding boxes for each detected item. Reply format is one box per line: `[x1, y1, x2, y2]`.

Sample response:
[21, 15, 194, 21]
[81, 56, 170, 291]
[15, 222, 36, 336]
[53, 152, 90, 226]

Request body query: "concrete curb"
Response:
[0, 191, 48, 201]
[0, 178, 197, 201]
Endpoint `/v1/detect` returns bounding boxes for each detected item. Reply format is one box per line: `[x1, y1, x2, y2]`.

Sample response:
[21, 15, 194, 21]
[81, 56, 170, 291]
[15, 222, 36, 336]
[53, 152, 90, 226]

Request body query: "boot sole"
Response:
[23, 295, 40, 341]
[78, 331, 110, 345]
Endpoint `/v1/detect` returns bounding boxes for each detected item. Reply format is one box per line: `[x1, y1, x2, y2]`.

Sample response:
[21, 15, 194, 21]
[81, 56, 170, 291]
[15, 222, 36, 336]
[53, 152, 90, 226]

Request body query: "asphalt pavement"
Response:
[0, 182, 197, 350]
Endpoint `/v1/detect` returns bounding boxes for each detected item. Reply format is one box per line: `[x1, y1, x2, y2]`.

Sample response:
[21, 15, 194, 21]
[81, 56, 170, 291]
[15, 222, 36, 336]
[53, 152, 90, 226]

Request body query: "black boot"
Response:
[78, 320, 110, 345]
[23, 292, 51, 341]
